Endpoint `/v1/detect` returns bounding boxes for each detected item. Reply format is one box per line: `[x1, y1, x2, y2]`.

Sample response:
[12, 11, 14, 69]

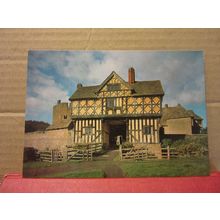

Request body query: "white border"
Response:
[1, 0, 219, 219]
[1, 194, 220, 220]
[0, 0, 219, 27]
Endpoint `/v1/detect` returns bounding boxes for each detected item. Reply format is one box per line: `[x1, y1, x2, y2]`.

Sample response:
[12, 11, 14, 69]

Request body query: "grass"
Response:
[23, 160, 81, 169]
[118, 157, 209, 177]
[23, 161, 58, 169]
[23, 157, 210, 178]
[40, 170, 105, 178]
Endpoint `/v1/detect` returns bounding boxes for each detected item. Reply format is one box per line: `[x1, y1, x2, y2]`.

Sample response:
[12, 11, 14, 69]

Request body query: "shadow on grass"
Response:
[40, 169, 105, 178]
[23, 157, 209, 178]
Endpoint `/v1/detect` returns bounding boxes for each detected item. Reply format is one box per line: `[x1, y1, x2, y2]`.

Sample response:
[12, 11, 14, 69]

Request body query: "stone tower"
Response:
[52, 100, 71, 125]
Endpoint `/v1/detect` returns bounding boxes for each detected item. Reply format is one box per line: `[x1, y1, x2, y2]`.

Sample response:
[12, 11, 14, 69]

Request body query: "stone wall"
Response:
[24, 128, 73, 152]
[134, 143, 162, 159]
[164, 117, 192, 135]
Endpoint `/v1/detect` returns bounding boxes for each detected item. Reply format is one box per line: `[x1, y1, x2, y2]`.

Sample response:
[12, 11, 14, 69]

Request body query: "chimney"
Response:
[128, 67, 135, 84]
[77, 83, 83, 89]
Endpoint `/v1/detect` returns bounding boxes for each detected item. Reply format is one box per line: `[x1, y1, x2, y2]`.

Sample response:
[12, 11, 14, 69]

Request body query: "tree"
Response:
[201, 127, 207, 134]
[25, 120, 50, 133]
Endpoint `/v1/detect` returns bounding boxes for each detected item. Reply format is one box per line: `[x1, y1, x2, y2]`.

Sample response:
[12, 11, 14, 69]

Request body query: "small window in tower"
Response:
[143, 125, 152, 135]
[64, 115, 67, 119]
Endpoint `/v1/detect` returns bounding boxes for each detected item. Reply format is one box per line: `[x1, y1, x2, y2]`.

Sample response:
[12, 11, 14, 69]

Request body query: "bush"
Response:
[162, 138, 173, 148]
[23, 147, 40, 162]
[172, 135, 208, 158]
[161, 135, 208, 158]
[122, 141, 133, 148]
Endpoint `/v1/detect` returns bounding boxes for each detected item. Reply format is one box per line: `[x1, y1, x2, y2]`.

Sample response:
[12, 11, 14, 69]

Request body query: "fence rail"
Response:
[119, 146, 157, 160]
[66, 143, 102, 161]
[67, 149, 93, 161]
[161, 146, 178, 159]
[39, 149, 63, 162]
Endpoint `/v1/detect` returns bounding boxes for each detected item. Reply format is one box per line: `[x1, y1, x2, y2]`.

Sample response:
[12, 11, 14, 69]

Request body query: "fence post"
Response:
[66, 146, 68, 161]
[51, 150, 53, 162]
[167, 145, 170, 160]
[119, 145, 122, 160]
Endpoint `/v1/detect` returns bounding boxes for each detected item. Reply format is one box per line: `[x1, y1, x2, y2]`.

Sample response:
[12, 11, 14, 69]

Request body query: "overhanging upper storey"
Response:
[69, 68, 164, 119]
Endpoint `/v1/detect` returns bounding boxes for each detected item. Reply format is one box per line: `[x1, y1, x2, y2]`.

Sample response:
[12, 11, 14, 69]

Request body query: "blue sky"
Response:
[26, 50, 207, 127]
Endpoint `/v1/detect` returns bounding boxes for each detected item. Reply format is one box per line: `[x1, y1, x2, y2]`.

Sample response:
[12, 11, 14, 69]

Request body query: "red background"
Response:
[1, 173, 220, 193]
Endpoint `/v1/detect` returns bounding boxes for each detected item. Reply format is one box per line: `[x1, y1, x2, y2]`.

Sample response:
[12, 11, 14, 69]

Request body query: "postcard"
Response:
[23, 50, 209, 178]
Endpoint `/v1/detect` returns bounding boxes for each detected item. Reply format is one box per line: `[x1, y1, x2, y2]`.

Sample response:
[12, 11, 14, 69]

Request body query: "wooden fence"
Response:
[39, 149, 63, 162]
[161, 146, 178, 159]
[66, 143, 102, 161]
[119, 146, 157, 160]
[119, 145, 178, 160]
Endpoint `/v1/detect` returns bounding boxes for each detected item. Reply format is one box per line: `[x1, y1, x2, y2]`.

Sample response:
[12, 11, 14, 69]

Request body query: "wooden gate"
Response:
[119, 145, 157, 160]
[39, 149, 63, 162]
[66, 143, 102, 161]
[161, 146, 178, 159]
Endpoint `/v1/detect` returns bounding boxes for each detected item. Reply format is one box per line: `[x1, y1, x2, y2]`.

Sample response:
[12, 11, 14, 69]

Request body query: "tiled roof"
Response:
[161, 104, 203, 125]
[69, 72, 164, 100]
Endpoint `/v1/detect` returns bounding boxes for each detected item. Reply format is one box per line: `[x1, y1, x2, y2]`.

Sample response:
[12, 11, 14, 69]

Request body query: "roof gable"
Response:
[96, 71, 131, 93]
[187, 110, 203, 120]
[69, 71, 164, 100]
[69, 85, 99, 100]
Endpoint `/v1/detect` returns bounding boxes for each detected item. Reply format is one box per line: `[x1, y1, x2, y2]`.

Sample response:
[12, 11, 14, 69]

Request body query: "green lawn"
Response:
[23, 157, 209, 178]
[40, 170, 105, 178]
[23, 161, 62, 169]
[118, 158, 210, 177]
[23, 160, 80, 169]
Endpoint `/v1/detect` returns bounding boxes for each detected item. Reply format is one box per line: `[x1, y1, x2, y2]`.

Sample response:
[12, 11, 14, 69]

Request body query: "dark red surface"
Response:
[1, 173, 220, 192]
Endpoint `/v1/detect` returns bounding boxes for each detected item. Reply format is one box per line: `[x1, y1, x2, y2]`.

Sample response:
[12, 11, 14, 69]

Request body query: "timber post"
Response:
[119, 144, 122, 160]
[167, 145, 170, 160]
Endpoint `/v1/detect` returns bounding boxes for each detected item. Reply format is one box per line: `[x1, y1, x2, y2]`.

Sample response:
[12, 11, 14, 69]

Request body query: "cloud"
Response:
[26, 50, 205, 123]
[26, 68, 69, 122]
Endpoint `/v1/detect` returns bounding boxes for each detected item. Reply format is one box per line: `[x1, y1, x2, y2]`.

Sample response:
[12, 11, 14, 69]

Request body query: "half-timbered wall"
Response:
[72, 99, 102, 116]
[126, 96, 161, 114]
[71, 96, 161, 117]
[71, 74, 162, 118]
[74, 119, 102, 144]
[128, 118, 160, 144]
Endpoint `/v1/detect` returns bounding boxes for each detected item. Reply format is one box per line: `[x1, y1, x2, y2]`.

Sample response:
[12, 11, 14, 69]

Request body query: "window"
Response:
[107, 83, 121, 91]
[143, 125, 152, 135]
[63, 115, 67, 119]
[106, 98, 116, 109]
[85, 127, 93, 135]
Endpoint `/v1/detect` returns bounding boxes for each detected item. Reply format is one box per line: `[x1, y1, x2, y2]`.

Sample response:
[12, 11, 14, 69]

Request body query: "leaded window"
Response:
[106, 98, 116, 109]
[107, 83, 121, 91]
[143, 125, 152, 135]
